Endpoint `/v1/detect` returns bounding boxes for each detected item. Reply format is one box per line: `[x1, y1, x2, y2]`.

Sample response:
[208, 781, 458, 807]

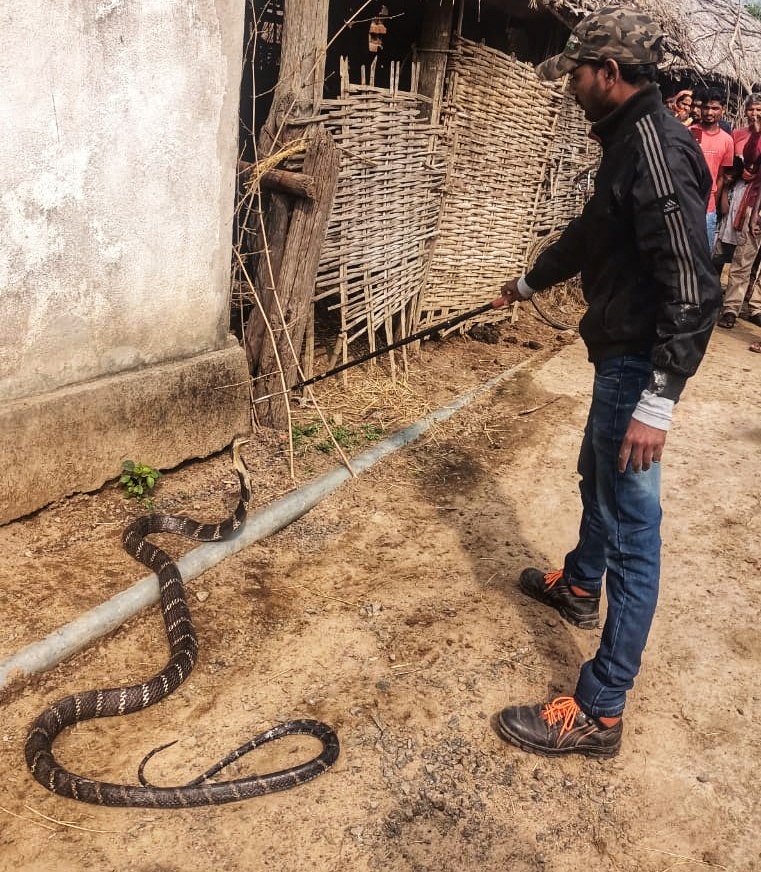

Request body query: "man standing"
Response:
[691, 88, 735, 245]
[495, 6, 721, 757]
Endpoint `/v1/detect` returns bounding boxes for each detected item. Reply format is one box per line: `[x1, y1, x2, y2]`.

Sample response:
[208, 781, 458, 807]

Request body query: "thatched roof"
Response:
[536, 0, 761, 93]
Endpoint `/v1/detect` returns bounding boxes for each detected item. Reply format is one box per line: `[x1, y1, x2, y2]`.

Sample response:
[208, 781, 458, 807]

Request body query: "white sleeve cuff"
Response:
[631, 389, 674, 431]
[517, 275, 536, 299]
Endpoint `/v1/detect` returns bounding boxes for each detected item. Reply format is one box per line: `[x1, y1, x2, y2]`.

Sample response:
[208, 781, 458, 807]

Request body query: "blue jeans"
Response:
[706, 210, 717, 249]
[562, 354, 662, 718]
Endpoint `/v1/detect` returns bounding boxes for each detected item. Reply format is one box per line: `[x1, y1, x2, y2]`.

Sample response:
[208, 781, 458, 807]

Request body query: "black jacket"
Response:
[526, 84, 721, 402]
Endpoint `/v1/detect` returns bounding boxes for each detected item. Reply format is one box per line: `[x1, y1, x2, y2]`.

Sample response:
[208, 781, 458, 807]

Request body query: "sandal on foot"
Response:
[750, 341, 761, 353]
[718, 311, 736, 329]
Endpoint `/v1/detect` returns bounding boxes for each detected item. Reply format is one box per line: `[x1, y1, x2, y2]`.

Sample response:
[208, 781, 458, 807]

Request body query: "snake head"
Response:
[230, 436, 251, 484]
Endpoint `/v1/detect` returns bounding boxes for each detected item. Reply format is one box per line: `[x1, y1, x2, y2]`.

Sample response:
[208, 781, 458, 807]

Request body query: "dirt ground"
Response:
[1, 307, 760, 872]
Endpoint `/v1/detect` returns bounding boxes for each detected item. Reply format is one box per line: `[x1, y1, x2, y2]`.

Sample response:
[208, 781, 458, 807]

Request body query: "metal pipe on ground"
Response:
[0, 358, 530, 696]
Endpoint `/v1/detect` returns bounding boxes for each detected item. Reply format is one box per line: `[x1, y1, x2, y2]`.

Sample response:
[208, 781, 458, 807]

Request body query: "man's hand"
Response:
[495, 278, 522, 307]
[618, 419, 667, 473]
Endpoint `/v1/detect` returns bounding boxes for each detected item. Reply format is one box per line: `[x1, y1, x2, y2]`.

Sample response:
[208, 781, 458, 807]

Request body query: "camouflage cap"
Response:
[536, 5, 665, 81]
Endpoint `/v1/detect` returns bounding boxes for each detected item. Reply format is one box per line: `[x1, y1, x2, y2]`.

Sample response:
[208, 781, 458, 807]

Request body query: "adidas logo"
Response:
[662, 197, 680, 215]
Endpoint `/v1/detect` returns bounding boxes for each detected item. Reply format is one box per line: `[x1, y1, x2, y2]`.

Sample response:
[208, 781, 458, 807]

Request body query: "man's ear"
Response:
[602, 58, 620, 84]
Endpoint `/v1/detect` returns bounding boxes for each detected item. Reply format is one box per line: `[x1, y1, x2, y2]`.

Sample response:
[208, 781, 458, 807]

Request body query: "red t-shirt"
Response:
[733, 126, 751, 158]
[691, 126, 735, 212]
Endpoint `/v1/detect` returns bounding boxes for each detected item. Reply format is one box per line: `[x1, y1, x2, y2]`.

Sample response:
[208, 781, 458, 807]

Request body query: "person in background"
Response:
[674, 89, 693, 126]
[714, 104, 759, 273]
[691, 88, 735, 246]
[713, 156, 745, 274]
[717, 93, 761, 329]
[664, 94, 678, 115]
[494, 6, 720, 758]
[691, 91, 704, 125]
[733, 112, 753, 157]
[716, 92, 733, 134]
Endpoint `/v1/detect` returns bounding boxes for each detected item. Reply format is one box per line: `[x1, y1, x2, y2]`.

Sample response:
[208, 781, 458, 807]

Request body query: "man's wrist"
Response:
[632, 389, 673, 431]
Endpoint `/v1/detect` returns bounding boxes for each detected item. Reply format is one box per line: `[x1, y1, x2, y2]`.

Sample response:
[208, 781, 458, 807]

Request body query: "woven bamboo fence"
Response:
[531, 89, 600, 237]
[285, 39, 596, 375]
[418, 36, 588, 331]
[306, 58, 445, 373]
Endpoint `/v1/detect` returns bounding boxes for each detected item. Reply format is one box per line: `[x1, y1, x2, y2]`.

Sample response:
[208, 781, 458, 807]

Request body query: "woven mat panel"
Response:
[531, 90, 600, 240]
[419, 37, 566, 330]
[313, 62, 445, 357]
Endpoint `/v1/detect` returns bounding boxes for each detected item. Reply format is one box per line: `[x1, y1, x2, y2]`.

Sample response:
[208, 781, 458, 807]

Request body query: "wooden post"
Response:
[258, 0, 330, 156]
[417, 0, 456, 121]
[243, 0, 331, 427]
[251, 128, 340, 427]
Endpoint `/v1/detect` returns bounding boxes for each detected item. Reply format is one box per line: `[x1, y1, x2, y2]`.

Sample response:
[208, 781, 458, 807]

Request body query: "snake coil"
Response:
[24, 438, 339, 807]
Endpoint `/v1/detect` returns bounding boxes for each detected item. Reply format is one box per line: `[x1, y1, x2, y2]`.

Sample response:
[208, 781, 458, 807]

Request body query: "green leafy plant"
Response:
[119, 460, 162, 505]
[291, 421, 320, 449]
[360, 423, 384, 442]
[315, 420, 385, 454]
[316, 423, 354, 453]
[747, 2, 761, 21]
[291, 418, 386, 455]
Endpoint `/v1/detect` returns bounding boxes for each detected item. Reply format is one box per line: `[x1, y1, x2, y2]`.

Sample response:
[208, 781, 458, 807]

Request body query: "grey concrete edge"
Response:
[0, 358, 532, 695]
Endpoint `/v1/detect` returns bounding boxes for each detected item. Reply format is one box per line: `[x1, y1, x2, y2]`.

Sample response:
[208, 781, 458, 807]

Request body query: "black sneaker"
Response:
[519, 567, 599, 629]
[497, 696, 622, 758]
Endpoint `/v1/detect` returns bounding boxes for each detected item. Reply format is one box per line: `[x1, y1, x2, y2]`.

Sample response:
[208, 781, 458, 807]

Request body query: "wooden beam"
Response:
[261, 168, 316, 200]
[239, 160, 316, 200]
[248, 128, 340, 427]
[417, 0, 456, 121]
[258, 0, 330, 155]
[243, 0, 331, 428]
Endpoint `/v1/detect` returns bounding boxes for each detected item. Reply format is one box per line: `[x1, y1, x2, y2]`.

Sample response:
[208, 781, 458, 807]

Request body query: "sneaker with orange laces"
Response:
[519, 567, 599, 629]
[497, 696, 622, 757]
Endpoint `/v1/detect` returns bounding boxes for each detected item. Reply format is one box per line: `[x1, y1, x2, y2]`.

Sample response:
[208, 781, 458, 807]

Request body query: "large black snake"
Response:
[25, 438, 340, 807]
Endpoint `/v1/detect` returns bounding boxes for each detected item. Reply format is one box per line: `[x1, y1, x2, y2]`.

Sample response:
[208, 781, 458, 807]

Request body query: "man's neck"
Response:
[604, 81, 646, 115]
[591, 83, 659, 136]
[700, 122, 720, 134]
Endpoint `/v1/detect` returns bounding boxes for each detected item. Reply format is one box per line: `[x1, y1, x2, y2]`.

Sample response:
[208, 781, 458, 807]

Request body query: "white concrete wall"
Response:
[0, 0, 244, 403]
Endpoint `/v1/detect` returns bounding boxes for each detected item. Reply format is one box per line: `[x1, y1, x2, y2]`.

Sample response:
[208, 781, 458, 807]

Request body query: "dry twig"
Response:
[517, 396, 561, 417]
[649, 847, 728, 870]
[24, 804, 119, 834]
[0, 803, 55, 831]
